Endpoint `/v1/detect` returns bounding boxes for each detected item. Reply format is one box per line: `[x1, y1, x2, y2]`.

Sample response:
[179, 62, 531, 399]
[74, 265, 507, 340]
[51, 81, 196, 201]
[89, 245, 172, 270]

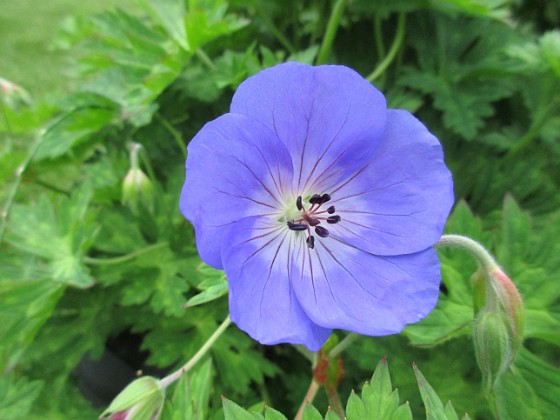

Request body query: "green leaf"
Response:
[0, 375, 43, 420]
[413, 363, 452, 420]
[222, 397, 263, 420]
[185, 263, 228, 307]
[145, 0, 189, 51]
[493, 349, 560, 419]
[301, 404, 323, 420]
[5, 186, 97, 287]
[346, 358, 410, 420]
[401, 15, 514, 140]
[0, 257, 65, 370]
[391, 402, 413, 420]
[163, 359, 213, 420]
[120, 247, 190, 317]
[34, 106, 117, 160]
[324, 409, 340, 420]
[263, 406, 288, 420]
[345, 390, 365, 419]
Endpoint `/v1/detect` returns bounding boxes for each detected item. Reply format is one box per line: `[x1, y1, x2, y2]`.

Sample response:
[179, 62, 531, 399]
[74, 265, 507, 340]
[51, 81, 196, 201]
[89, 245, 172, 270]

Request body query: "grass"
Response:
[0, 0, 138, 100]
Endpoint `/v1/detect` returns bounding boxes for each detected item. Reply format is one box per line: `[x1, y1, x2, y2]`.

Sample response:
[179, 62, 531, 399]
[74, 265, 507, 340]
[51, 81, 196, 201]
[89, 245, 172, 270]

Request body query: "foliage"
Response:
[1, 0, 559, 419]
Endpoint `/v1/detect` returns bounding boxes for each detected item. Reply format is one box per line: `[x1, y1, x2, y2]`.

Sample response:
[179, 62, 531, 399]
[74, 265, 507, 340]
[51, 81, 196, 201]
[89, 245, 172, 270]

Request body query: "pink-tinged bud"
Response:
[0, 77, 32, 109]
[100, 376, 164, 420]
[472, 267, 524, 392]
[488, 267, 524, 348]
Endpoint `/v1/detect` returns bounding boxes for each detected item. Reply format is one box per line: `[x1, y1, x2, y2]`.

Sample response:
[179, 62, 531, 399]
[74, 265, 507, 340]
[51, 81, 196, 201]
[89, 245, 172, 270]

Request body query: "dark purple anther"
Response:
[288, 221, 308, 231]
[327, 206, 335, 214]
[327, 215, 341, 224]
[306, 235, 315, 249]
[315, 226, 329, 238]
[308, 218, 321, 226]
[319, 193, 331, 204]
[296, 196, 303, 211]
[309, 194, 321, 204]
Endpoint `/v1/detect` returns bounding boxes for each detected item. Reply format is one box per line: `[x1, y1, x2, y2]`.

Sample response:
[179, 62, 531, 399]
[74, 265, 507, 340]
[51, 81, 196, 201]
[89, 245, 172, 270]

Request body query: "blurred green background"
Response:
[0, 0, 137, 98]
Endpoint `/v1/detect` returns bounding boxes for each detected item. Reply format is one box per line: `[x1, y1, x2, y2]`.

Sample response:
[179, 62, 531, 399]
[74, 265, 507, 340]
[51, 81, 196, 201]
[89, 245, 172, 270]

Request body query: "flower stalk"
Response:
[316, 0, 347, 65]
[367, 13, 406, 82]
[159, 315, 232, 389]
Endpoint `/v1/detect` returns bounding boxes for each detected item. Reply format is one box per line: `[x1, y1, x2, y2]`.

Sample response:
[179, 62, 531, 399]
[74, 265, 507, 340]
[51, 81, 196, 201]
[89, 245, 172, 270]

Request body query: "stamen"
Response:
[289, 191, 340, 247]
[319, 193, 331, 204]
[307, 218, 321, 226]
[309, 194, 321, 205]
[288, 221, 308, 231]
[306, 235, 315, 249]
[315, 226, 329, 238]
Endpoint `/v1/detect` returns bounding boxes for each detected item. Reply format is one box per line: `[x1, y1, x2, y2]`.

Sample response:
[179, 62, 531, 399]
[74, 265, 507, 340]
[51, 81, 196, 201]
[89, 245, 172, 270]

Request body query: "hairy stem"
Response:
[159, 315, 232, 389]
[316, 0, 347, 65]
[435, 234, 497, 271]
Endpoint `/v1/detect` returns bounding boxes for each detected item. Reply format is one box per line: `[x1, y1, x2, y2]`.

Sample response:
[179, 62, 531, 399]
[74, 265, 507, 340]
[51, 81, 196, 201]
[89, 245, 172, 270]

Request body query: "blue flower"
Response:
[181, 63, 454, 351]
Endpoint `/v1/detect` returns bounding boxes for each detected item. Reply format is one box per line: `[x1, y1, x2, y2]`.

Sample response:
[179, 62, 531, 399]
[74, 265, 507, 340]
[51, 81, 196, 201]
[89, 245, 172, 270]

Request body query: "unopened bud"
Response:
[0, 77, 32, 109]
[122, 143, 153, 213]
[100, 376, 164, 420]
[472, 311, 513, 392]
[472, 267, 524, 392]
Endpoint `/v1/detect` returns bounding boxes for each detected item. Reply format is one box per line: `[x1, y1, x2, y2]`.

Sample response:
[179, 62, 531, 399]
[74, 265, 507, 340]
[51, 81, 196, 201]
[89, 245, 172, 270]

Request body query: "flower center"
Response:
[286, 193, 341, 249]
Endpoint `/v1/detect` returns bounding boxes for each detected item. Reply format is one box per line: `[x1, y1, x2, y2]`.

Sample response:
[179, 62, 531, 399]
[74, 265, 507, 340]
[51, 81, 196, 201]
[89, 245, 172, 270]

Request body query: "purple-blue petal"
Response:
[327, 109, 454, 256]
[180, 113, 293, 268]
[230, 63, 387, 193]
[290, 235, 442, 335]
[222, 216, 332, 351]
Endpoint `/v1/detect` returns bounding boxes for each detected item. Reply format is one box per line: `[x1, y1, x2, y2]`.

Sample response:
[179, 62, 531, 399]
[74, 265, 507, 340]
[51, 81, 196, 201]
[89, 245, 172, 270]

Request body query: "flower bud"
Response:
[100, 376, 164, 420]
[472, 311, 513, 392]
[122, 143, 153, 213]
[0, 77, 32, 109]
[471, 267, 524, 392]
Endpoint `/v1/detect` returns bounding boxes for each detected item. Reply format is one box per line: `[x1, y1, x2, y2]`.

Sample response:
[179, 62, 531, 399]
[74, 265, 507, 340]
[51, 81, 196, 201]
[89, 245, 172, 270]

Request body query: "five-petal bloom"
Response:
[181, 63, 454, 351]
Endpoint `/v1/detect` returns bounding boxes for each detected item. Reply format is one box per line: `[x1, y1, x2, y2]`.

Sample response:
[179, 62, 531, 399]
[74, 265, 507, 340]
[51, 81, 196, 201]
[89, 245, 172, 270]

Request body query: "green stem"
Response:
[128, 142, 141, 169]
[84, 242, 168, 266]
[195, 49, 216, 71]
[367, 13, 406, 82]
[328, 332, 358, 358]
[435, 234, 497, 271]
[256, 6, 296, 54]
[159, 315, 232, 389]
[316, 0, 347, 65]
[156, 114, 187, 159]
[0, 133, 44, 245]
[374, 14, 386, 62]
[506, 95, 558, 158]
[294, 379, 321, 420]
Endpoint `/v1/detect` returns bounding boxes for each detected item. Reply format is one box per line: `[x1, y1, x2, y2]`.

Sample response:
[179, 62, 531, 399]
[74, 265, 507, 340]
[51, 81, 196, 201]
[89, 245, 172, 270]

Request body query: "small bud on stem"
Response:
[436, 235, 524, 392]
